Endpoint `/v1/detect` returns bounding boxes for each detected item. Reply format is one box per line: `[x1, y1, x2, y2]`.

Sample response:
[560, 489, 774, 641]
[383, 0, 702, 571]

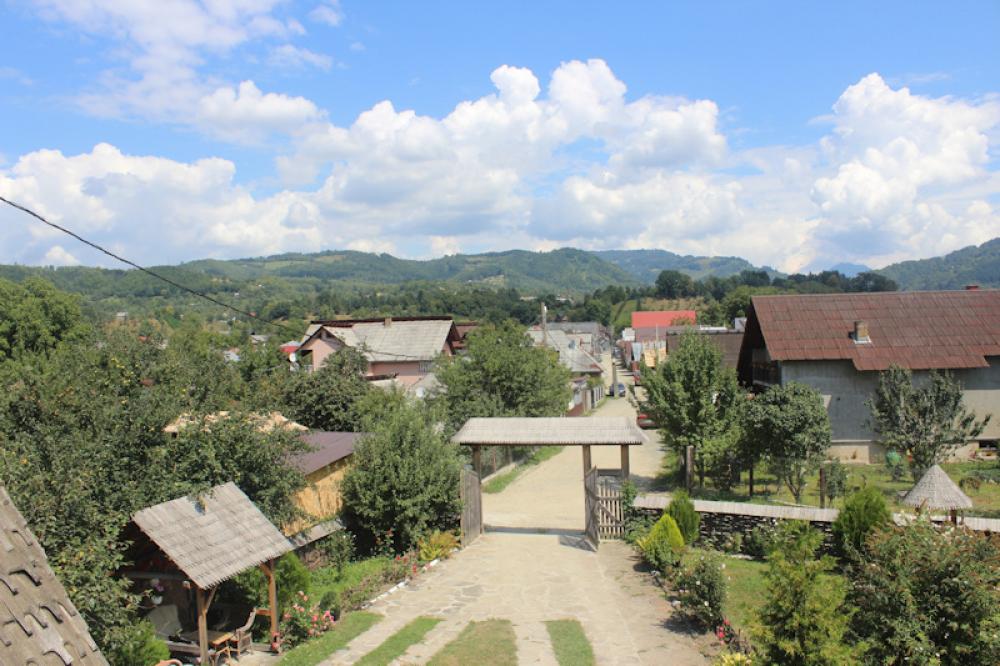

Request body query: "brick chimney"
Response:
[853, 320, 871, 344]
[384, 316, 392, 327]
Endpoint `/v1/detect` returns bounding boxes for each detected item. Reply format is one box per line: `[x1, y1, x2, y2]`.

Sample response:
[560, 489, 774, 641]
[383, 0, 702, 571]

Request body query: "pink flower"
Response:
[312, 614, 318, 622]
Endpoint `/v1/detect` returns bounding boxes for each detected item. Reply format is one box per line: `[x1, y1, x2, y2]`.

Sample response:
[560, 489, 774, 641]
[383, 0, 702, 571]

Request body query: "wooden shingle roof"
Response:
[452, 417, 647, 446]
[748, 289, 1000, 371]
[132, 483, 292, 589]
[903, 465, 973, 510]
[1, 486, 108, 665]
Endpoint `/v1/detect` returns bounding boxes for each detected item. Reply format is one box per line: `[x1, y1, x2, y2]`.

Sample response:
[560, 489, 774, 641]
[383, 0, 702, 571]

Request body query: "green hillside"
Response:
[593, 249, 779, 282]
[878, 238, 1000, 290]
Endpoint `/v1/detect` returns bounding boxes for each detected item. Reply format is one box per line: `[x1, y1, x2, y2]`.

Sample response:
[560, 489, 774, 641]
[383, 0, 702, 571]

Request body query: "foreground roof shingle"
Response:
[131, 483, 292, 589]
[1, 486, 108, 665]
[452, 417, 647, 445]
[748, 289, 1000, 371]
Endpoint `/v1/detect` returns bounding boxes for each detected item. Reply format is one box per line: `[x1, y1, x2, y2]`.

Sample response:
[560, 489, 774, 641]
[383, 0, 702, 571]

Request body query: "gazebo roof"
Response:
[451, 417, 647, 446]
[132, 483, 292, 589]
[903, 465, 973, 511]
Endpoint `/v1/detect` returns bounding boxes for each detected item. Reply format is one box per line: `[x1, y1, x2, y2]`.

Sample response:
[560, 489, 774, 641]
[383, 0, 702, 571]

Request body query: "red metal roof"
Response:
[749, 290, 1000, 371]
[631, 310, 697, 329]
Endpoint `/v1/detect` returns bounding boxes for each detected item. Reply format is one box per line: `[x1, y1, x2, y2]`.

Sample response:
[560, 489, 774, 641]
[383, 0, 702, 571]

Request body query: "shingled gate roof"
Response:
[452, 417, 647, 446]
[1, 486, 108, 665]
[132, 483, 292, 589]
[903, 465, 973, 510]
[747, 289, 1000, 371]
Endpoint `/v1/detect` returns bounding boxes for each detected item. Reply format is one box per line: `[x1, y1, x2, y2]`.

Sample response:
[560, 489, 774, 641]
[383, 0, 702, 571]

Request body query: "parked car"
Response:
[636, 412, 655, 429]
[616, 382, 626, 397]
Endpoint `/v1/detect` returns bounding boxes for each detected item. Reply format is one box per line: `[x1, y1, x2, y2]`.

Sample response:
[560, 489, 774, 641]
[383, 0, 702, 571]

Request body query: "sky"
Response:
[1, 1, 998, 273]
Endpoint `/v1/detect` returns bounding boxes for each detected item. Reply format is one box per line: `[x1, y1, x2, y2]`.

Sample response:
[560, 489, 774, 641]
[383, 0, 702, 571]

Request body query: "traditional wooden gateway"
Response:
[451, 417, 647, 548]
[124, 482, 293, 664]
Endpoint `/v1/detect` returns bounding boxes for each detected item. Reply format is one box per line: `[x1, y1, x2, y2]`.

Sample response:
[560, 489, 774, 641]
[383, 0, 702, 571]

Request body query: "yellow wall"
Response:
[287, 459, 350, 533]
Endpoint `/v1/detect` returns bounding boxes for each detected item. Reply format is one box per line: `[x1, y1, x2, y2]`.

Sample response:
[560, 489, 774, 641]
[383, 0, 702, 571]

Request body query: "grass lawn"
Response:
[356, 616, 441, 666]
[427, 619, 517, 666]
[545, 619, 595, 666]
[484, 447, 563, 493]
[278, 612, 381, 666]
[657, 448, 1000, 516]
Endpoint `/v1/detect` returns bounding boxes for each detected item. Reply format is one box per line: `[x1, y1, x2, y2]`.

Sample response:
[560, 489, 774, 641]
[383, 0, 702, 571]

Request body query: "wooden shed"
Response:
[126, 483, 293, 663]
[1, 485, 108, 665]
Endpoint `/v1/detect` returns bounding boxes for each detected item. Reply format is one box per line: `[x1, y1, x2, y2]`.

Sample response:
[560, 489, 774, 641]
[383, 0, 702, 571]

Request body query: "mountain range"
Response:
[1, 239, 997, 303]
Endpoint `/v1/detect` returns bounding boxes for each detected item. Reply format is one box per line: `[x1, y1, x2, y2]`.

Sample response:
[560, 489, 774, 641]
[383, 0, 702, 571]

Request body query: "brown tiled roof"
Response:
[666, 331, 744, 369]
[750, 290, 1000, 371]
[1, 486, 108, 665]
[293, 431, 366, 474]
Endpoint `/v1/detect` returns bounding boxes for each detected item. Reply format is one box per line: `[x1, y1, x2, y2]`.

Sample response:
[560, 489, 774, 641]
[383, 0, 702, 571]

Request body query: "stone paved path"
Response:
[323, 358, 706, 664]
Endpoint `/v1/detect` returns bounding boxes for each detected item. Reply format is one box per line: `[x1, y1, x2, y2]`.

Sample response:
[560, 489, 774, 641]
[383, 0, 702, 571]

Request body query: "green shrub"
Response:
[418, 530, 459, 562]
[832, 487, 890, 554]
[676, 551, 727, 629]
[823, 460, 848, 502]
[884, 449, 906, 482]
[106, 620, 170, 666]
[638, 513, 685, 572]
[279, 590, 336, 648]
[317, 530, 355, 574]
[754, 522, 854, 665]
[319, 590, 341, 619]
[743, 523, 778, 559]
[276, 553, 312, 613]
[667, 491, 700, 544]
[848, 521, 1000, 665]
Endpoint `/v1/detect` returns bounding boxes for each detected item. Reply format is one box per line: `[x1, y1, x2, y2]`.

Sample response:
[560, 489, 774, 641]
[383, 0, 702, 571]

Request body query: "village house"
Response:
[528, 327, 605, 415]
[297, 316, 460, 388]
[738, 288, 1000, 463]
[288, 431, 365, 529]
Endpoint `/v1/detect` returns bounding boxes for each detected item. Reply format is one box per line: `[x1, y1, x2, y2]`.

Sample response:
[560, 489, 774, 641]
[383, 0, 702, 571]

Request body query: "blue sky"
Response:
[1, 1, 998, 272]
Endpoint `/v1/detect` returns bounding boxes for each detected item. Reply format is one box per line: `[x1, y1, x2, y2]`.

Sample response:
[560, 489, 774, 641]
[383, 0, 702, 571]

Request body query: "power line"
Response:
[0, 195, 441, 361]
[1, 194, 301, 337]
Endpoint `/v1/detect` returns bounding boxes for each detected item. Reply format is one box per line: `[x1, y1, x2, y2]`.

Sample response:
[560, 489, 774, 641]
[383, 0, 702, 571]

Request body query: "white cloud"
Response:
[1, 64, 998, 273]
[309, 2, 344, 27]
[269, 44, 334, 71]
[42, 245, 80, 266]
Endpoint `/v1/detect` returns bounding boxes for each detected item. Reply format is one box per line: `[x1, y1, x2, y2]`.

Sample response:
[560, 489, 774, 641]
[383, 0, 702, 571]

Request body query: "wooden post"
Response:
[582, 445, 592, 474]
[472, 446, 482, 478]
[819, 465, 827, 508]
[260, 559, 279, 646]
[685, 445, 694, 492]
[620, 444, 630, 480]
[195, 587, 209, 665]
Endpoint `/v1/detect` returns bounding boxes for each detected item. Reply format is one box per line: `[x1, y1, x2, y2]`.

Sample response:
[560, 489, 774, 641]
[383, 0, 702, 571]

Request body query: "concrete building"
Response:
[738, 289, 1000, 463]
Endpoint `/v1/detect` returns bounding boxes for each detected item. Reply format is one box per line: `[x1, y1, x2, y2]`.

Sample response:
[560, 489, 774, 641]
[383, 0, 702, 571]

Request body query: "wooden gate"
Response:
[584, 467, 599, 549]
[596, 476, 624, 539]
[460, 467, 482, 546]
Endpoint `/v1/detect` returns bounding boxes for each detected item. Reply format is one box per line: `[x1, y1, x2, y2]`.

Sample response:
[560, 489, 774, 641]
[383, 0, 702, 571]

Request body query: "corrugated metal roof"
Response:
[631, 310, 697, 329]
[748, 290, 1000, 371]
[132, 483, 292, 589]
[1, 486, 108, 665]
[452, 417, 647, 445]
[528, 329, 603, 374]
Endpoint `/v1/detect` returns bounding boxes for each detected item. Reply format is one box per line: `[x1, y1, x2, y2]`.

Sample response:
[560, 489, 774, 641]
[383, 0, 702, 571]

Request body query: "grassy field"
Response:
[278, 612, 381, 666]
[483, 447, 564, 493]
[356, 616, 441, 666]
[427, 619, 517, 666]
[545, 619, 596, 666]
[656, 448, 1000, 516]
[309, 557, 398, 610]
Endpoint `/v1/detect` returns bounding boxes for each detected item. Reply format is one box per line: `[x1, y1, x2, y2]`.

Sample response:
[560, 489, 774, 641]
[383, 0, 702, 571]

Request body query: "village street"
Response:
[323, 359, 707, 665]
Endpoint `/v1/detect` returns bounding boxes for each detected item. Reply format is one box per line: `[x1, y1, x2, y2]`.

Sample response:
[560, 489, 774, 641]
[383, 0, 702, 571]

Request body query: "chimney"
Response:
[384, 316, 392, 327]
[965, 284, 980, 291]
[853, 320, 871, 344]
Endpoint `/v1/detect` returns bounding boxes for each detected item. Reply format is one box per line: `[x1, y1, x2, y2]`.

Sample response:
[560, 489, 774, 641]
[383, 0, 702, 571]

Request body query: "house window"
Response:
[979, 440, 999, 454]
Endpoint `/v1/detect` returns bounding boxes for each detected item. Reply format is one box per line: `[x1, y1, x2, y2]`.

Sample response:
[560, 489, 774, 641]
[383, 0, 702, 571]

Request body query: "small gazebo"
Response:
[903, 464, 973, 523]
[125, 483, 293, 663]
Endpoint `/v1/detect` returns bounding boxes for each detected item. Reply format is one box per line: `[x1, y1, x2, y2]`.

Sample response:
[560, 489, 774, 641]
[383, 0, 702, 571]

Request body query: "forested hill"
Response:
[180, 247, 639, 293]
[593, 249, 778, 282]
[879, 238, 1000, 290]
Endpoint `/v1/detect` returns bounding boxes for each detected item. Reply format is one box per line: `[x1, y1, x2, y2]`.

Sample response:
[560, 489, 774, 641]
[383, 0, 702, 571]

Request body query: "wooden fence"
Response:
[460, 468, 481, 546]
